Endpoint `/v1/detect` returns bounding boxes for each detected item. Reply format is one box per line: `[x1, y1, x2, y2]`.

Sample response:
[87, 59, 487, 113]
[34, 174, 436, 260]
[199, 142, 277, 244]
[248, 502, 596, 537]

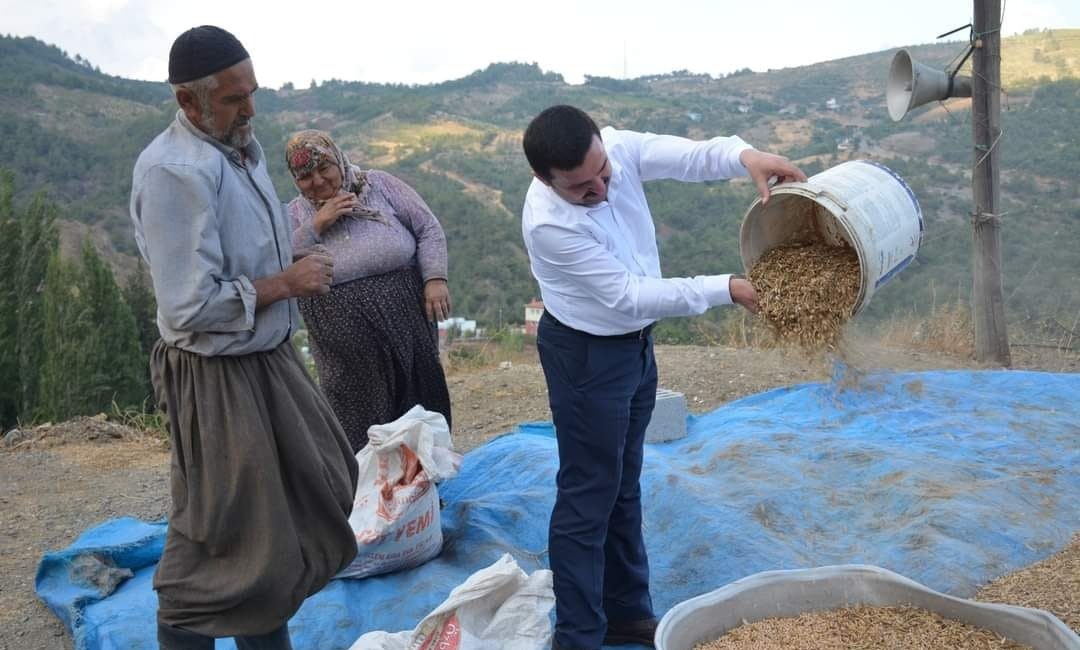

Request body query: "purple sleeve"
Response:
[372, 171, 449, 282]
[287, 198, 320, 251]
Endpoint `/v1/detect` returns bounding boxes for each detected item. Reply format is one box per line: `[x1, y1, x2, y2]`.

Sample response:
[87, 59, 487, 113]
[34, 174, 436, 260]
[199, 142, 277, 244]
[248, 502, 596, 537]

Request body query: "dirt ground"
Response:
[1, 341, 1077, 649]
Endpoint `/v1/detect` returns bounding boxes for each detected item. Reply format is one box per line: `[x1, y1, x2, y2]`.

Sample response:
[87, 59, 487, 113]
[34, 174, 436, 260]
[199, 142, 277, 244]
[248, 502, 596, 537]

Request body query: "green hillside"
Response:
[1, 29, 1078, 338]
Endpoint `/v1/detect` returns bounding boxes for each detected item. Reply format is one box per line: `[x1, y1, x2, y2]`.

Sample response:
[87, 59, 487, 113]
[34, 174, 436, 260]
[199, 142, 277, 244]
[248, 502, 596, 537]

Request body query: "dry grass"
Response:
[749, 241, 861, 351]
[718, 310, 776, 349]
[878, 301, 975, 358]
[695, 605, 1033, 649]
[442, 332, 537, 374]
[2, 412, 165, 450]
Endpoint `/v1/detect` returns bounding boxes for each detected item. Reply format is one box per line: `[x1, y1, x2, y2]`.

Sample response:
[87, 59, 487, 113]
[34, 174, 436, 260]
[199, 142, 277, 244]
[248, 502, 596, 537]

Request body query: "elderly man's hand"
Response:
[739, 149, 807, 205]
[292, 243, 328, 263]
[286, 253, 334, 296]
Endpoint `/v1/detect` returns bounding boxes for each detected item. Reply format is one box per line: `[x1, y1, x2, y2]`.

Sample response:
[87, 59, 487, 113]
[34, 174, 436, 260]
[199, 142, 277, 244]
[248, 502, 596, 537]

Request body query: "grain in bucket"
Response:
[739, 160, 924, 348]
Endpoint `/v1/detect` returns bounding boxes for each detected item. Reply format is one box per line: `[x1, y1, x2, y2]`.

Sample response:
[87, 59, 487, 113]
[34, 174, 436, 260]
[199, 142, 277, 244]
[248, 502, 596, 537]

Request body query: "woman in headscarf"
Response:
[285, 130, 452, 452]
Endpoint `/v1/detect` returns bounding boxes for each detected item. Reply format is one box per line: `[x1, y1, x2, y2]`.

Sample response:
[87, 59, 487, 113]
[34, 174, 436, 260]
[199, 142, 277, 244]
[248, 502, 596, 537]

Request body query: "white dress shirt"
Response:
[522, 127, 753, 336]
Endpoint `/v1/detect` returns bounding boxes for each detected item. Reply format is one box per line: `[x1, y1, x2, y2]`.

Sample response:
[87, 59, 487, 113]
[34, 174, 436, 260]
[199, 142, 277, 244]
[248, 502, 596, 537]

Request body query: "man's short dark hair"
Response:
[523, 105, 601, 181]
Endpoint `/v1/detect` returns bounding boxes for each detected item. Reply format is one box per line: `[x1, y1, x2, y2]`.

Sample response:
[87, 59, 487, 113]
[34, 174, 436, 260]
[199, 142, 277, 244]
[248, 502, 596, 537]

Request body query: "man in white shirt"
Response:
[521, 105, 805, 650]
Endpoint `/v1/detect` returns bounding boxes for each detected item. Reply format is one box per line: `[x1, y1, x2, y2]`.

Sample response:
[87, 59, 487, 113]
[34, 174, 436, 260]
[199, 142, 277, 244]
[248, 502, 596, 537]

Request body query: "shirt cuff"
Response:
[703, 274, 734, 306]
[217, 275, 258, 332]
[730, 142, 755, 178]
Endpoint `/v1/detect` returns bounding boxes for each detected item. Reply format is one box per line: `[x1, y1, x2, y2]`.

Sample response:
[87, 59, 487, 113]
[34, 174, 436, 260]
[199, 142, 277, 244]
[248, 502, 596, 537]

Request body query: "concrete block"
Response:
[646, 388, 688, 443]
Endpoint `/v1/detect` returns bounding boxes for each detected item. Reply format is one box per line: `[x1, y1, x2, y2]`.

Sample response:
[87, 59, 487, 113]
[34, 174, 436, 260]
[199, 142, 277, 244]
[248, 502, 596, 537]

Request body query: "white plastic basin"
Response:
[656, 565, 1080, 650]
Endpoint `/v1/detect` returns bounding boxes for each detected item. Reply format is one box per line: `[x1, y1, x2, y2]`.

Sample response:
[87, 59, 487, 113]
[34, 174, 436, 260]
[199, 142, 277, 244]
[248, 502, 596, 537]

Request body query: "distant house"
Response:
[524, 298, 544, 336]
[825, 97, 839, 110]
[437, 317, 477, 350]
[686, 111, 703, 122]
[439, 317, 478, 336]
[436, 315, 475, 351]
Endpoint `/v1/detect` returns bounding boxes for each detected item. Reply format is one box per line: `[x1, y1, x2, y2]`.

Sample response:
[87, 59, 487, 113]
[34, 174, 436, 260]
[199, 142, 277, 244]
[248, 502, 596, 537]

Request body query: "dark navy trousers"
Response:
[537, 312, 657, 650]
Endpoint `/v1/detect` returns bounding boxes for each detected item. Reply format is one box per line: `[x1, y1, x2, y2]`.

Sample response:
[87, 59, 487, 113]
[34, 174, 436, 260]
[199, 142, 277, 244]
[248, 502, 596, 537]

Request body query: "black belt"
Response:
[542, 311, 654, 340]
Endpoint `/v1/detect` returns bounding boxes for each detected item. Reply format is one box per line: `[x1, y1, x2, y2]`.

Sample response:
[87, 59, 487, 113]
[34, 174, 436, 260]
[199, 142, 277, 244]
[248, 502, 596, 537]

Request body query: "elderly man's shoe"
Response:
[603, 617, 659, 646]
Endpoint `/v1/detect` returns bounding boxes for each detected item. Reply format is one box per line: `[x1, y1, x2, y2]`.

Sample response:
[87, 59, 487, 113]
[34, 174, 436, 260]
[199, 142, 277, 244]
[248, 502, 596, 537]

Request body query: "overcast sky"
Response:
[4, 0, 1078, 88]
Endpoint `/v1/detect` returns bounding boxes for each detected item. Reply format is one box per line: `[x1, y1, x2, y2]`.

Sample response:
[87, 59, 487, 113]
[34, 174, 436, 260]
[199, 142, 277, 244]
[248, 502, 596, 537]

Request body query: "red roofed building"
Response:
[524, 298, 544, 336]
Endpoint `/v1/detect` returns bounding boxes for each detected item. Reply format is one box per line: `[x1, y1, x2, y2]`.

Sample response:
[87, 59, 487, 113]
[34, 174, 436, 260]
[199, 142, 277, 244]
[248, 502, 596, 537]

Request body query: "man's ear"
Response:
[175, 88, 202, 124]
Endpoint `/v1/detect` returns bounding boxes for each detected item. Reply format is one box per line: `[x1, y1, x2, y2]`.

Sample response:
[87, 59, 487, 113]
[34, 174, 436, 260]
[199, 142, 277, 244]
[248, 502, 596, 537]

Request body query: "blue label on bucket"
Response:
[875, 254, 915, 289]
[858, 160, 924, 235]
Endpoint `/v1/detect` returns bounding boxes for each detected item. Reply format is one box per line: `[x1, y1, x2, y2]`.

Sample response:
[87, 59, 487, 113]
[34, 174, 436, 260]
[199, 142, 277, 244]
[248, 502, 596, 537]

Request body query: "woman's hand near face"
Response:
[313, 192, 359, 235]
[423, 279, 451, 322]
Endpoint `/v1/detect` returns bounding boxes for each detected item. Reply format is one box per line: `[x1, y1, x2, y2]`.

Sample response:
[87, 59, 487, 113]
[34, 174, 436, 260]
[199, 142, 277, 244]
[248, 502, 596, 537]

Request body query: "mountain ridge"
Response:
[1, 28, 1077, 332]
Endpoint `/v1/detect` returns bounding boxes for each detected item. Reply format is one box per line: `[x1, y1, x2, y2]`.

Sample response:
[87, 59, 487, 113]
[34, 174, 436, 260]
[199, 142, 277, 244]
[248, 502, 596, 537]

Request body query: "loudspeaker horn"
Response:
[887, 49, 973, 121]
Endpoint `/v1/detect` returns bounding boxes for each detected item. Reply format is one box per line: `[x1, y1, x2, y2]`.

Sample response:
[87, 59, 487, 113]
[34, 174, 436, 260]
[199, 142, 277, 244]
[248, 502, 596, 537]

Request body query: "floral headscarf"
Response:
[284, 129, 382, 221]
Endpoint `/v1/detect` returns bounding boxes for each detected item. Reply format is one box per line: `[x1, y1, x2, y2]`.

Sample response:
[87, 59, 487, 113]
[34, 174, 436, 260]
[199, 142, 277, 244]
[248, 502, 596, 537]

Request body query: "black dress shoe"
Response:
[603, 617, 659, 646]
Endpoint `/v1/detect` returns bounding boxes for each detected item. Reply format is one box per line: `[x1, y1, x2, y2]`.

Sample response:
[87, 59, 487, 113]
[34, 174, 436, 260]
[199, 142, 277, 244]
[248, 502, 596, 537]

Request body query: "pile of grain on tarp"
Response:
[975, 532, 1080, 632]
[749, 241, 860, 350]
[695, 605, 1032, 650]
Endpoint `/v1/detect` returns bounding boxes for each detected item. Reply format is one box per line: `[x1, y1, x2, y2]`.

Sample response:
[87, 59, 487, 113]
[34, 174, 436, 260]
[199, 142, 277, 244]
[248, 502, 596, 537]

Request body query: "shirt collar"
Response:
[604, 153, 624, 204]
[175, 109, 261, 167]
[534, 181, 595, 219]
[582, 147, 625, 214]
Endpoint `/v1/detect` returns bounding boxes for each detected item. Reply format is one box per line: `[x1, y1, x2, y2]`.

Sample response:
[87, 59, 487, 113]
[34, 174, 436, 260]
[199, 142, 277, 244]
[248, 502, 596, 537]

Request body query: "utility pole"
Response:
[971, 0, 1011, 365]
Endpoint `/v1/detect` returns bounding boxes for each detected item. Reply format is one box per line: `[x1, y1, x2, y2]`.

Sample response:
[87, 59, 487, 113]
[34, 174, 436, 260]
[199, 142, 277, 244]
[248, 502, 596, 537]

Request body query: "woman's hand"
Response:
[423, 279, 452, 322]
[313, 192, 359, 235]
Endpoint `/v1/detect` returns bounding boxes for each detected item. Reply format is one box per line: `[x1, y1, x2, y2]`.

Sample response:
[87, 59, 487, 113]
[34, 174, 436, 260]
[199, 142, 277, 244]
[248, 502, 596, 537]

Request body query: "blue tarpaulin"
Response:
[36, 370, 1080, 649]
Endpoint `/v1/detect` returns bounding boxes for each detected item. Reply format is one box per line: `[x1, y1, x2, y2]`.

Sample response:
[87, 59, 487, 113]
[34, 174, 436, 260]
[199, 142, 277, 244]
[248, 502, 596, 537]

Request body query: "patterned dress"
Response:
[288, 167, 452, 452]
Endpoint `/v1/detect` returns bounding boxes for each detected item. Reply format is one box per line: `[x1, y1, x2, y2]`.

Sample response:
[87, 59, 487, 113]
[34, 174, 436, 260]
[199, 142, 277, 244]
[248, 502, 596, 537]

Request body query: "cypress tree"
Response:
[38, 252, 84, 420]
[15, 191, 57, 420]
[77, 241, 145, 413]
[121, 262, 158, 405]
[38, 243, 146, 420]
[0, 170, 19, 428]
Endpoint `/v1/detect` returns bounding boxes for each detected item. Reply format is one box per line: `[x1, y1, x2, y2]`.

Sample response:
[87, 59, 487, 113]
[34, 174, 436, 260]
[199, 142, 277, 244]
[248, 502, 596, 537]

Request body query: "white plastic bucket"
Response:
[739, 160, 924, 315]
[656, 565, 1080, 650]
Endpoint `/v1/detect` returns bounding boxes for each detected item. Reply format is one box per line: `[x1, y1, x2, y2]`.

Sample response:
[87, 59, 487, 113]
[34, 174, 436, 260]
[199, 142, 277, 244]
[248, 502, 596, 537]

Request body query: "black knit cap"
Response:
[168, 25, 250, 84]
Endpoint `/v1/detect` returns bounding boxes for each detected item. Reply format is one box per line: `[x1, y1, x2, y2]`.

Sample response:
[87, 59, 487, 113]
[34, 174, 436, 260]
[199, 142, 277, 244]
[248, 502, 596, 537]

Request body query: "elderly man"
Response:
[130, 26, 358, 649]
[521, 105, 805, 650]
